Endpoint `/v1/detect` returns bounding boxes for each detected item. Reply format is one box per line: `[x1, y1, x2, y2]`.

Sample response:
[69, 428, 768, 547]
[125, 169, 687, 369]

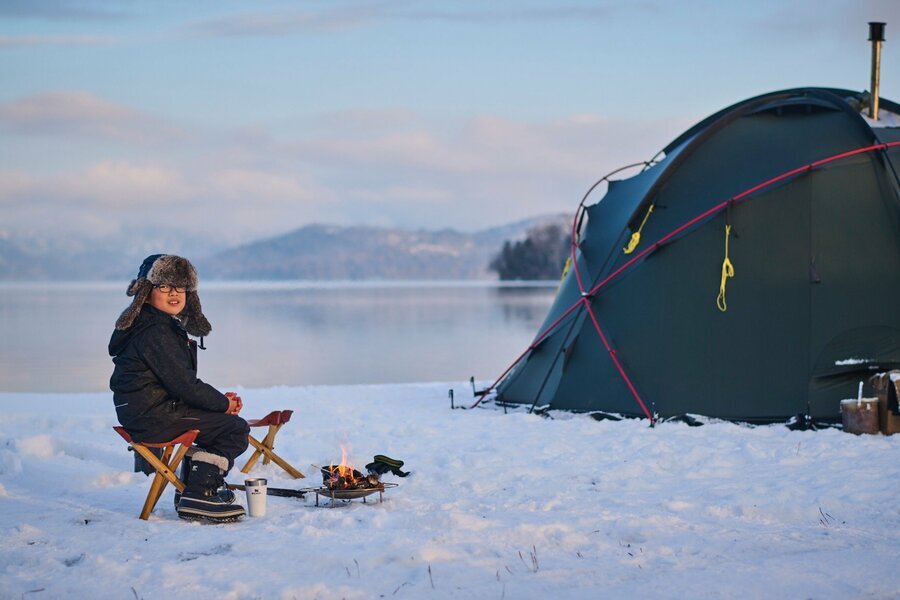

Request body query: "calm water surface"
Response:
[0, 281, 557, 393]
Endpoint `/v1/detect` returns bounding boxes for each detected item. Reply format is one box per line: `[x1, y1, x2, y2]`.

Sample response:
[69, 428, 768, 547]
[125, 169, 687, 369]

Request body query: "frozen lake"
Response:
[0, 281, 557, 393]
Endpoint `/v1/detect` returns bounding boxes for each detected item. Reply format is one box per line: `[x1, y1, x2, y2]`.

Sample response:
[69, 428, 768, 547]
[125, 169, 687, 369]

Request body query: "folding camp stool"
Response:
[240, 410, 304, 479]
[113, 426, 199, 520]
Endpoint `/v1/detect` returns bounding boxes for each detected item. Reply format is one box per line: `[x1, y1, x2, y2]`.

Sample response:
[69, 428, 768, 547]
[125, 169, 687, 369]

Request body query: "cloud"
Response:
[0, 89, 691, 243]
[0, 0, 131, 21]
[184, 1, 656, 37]
[749, 0, 900, 44]
[287, 111, 684, 180]
[398, 5, 628, 24]
[312, 108, 422, 133]
[0, 160, 332, 243]
[346, 183, 452, 204]
[0, 171, 32, 202]
[0, 91, 189, 145]
[78, 161, 190, 205]
[0, 167, 157, 238]
[257, 110, 690, 232]
[186, 4, 380, 37]
[207, 169, 329, 205]
[0, 162, 188, 207]
[0, 162, 327, 209]
[0, 35, 117, 47]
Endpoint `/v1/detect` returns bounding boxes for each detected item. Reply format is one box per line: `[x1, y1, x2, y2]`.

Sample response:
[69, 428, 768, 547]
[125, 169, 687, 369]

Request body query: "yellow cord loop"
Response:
[716, 224, 735, 312]
[623, 204, 654, 254]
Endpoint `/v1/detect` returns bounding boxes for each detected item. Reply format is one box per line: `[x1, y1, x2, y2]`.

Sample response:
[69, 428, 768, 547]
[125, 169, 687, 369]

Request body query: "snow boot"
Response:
[175, 453, 235, 508]
[176, 451, 245, 523]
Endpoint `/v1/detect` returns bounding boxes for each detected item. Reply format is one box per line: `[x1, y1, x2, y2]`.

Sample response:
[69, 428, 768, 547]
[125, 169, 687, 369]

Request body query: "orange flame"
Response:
[328, 442, 361, 484]
[337, 443, 356, 479]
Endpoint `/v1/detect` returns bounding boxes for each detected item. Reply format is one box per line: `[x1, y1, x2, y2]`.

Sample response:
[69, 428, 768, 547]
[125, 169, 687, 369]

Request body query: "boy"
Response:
[109, 254, 248, 523]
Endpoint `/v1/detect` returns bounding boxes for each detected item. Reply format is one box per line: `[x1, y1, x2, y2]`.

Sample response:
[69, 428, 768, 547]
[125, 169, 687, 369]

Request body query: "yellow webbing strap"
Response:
[716, 224, 735, 312]
[560, 256, 572, 282]
[555, 255, 573, 295]
[623, 204, 654, 254]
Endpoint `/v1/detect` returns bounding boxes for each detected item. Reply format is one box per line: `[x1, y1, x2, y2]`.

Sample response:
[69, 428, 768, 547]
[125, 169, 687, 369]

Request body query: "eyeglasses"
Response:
[153, 284, 187, 293]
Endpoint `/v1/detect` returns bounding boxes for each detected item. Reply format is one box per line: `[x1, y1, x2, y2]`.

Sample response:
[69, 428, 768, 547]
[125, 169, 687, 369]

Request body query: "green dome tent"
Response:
[489, 88, 900, 423]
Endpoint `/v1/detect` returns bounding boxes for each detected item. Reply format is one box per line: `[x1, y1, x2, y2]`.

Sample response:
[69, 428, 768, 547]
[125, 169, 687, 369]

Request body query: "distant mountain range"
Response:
[198, 214, 569, 280]
[0, 214, 570, 281]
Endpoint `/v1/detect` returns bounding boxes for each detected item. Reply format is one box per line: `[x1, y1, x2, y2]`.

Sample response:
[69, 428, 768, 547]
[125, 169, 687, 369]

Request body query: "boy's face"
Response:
[148, 285, 186, 316]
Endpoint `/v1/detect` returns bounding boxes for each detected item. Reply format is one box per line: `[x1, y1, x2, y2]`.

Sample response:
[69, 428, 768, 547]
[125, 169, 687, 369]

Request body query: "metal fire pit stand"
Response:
[311, 482, 398, 508]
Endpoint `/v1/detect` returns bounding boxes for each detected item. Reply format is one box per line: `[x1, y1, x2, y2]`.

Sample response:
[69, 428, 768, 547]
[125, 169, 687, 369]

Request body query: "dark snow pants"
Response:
[137, 407, 249, 472]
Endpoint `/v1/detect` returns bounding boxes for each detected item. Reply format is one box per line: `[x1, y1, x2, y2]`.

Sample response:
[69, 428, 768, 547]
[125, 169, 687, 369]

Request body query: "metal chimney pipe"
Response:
[868, 22, 886, 120]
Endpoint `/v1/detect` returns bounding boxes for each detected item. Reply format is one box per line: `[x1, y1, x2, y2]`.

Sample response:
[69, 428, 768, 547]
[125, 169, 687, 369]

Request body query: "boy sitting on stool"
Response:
[109, 254, 249, 523]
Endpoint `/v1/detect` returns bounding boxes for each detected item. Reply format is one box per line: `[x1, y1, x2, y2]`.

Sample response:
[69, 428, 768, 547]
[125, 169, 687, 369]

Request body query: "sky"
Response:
[1, 0, 899, 249]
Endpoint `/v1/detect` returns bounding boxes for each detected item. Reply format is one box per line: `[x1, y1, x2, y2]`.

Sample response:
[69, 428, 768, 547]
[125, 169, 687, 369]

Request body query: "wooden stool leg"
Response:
[132, 443, 191, 520]
[147, 444, 192, 508]
[239, 415, 304, 479]
[142, 445, 174, 519]
[247, 436, 305, 479]
[141, 472, 166, 520]
[240, 435, 265, 474]
[261, 424, 281, 465]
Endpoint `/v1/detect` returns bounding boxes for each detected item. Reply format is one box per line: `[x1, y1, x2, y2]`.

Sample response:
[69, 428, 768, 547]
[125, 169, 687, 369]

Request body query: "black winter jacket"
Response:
[109, 304, 228, 441]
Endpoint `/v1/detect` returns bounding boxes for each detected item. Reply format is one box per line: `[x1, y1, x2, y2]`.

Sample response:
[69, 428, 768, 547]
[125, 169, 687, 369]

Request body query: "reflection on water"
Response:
[0, 281, 557, 393]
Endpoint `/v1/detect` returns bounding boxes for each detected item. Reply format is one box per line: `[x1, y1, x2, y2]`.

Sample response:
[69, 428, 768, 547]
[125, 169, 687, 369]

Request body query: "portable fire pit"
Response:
[310, 464, 398, 507]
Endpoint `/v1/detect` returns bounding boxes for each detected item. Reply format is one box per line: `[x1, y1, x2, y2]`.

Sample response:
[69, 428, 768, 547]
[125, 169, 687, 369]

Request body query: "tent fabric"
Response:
[494, 88, 900, 423]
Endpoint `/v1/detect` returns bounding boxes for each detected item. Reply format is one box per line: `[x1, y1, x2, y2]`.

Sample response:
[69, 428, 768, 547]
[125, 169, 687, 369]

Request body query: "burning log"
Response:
[320, 465, 382, 492]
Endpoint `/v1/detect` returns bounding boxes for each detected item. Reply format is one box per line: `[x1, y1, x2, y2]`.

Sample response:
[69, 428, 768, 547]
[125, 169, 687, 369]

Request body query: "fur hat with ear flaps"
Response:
[115, 254, 212, 337]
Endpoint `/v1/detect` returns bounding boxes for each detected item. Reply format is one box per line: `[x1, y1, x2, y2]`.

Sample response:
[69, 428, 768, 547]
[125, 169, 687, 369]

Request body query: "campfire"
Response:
[320, 464, 382, 492]
[322, 444, 381, 491]
[312, 445, 397, 507]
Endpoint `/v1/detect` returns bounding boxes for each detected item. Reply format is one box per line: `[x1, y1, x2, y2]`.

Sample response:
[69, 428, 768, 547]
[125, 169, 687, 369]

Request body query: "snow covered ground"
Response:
[1, 383, 898, 599]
